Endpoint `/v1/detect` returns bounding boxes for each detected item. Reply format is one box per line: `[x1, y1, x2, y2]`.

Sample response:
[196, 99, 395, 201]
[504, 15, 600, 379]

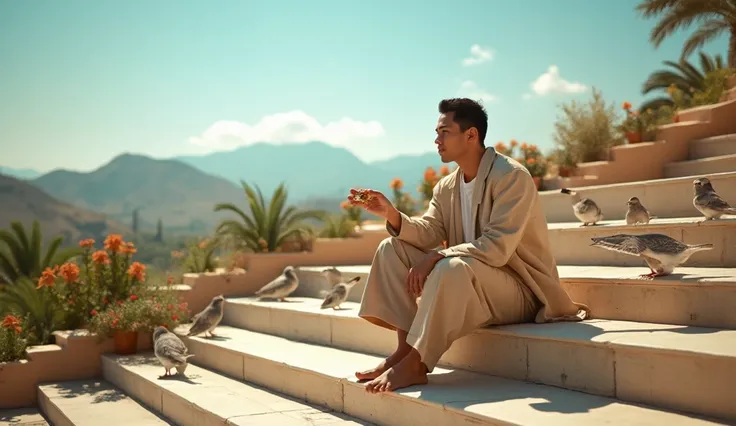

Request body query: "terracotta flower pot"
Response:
[625, 131, 642, 144]
[113, 330, 139, 355]
[558, 166, 573, 178]
[532, 176, 542, 190]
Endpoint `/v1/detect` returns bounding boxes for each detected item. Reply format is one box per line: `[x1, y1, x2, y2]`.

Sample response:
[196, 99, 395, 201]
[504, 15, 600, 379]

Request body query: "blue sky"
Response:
[0, 0, 729, 173]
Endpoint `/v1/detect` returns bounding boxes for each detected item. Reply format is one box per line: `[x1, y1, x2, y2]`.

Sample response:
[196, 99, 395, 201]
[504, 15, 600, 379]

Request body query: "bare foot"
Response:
[355, 346, 411, 381]
[365, 351, 428, 393]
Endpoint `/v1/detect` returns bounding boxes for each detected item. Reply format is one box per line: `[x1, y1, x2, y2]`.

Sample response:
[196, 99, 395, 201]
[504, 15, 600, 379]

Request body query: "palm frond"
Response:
[639, 96, 676, 112]
[682, 19, 732, 59]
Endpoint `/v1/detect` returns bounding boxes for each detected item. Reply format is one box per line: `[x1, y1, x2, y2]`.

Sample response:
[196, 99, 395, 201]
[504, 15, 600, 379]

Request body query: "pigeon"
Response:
[254, 266, 299, 301]
[590, 233, 713, 279]
[693, 177, 736, 220]
[320, 276, 361, 310]
[625, 197, 656, 225]
[187, 295, 225, 338]
[561, 188, 603, 226]
[153, 326, 194, 378]
[321, 266, 342, 287]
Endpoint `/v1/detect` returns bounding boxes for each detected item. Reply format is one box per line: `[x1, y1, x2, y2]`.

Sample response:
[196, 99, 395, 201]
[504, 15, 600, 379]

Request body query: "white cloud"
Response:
[457, 80, 497, 104]
[189, 110, 385, 149]
[530, 65, 587, 96]
[462, 44, 494, 66]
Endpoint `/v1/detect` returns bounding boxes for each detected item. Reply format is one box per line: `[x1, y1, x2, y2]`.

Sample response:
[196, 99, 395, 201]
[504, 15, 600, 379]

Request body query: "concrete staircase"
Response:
[665, 133, 736, 178]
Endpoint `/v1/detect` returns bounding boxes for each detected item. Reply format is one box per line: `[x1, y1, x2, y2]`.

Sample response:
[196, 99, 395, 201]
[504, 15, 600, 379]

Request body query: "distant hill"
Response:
[175, 141, 447, 200]
[0, 173, 128, 245]
[0, 166, 42, 180]
[32, 154, 247, 234]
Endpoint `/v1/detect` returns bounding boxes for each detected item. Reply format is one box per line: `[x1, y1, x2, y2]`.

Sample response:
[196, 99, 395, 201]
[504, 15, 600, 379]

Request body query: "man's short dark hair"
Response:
[438, 98, 488, 147]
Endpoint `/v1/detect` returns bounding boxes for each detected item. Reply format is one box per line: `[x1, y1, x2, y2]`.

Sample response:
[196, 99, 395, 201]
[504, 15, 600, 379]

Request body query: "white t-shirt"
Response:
[460, 176, 475, 243]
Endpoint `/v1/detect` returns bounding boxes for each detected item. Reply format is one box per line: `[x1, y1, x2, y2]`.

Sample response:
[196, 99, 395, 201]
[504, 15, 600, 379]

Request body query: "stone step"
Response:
[689, 134, 736, 160]
[664, 154, 736, 179]
[37, 380, 171, 426]
[539, 171, 736, 223]
[220, 299, 736, 421]
[0, 407, 49, 425]
[291, 265, 736, 328]
[547, 217, 736, 267]
[363, 217, 736, 267]
[177, 324, 727, 425]
[101, 353, 370, 426]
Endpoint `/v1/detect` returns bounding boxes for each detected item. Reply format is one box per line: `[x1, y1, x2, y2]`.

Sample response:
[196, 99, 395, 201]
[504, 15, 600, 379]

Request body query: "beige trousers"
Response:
[358, 237, 540, 371]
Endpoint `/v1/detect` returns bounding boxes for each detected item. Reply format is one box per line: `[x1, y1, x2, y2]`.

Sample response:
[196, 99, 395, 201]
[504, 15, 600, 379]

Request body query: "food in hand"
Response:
[353, 189, 375, 204]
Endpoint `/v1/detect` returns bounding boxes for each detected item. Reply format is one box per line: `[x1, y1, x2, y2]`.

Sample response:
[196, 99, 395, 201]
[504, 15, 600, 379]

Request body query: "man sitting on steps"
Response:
[346, 98, 590, 393]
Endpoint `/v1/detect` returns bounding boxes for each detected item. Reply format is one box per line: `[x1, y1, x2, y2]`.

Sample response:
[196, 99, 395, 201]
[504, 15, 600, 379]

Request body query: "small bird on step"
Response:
[254, 265, 299, 301]
[625, 197, 656, 225]
[693, 177, 736, 220]
[187, 295, 225, 338]
[320, 276, 361, 310]
[561, 188, 604, 226]
[321, 266, 342, 287]
[590, 233, 713, 279]
[153, 326, 195, 379]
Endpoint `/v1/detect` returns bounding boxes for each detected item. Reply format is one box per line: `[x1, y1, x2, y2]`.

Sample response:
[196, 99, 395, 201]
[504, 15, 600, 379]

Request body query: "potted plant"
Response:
[496, 141, 547, 189]
[619, 101, 644, 143]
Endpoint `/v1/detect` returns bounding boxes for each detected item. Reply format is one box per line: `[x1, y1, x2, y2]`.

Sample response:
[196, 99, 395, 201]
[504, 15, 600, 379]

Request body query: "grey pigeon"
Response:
[254, 266, 299, 301]
[321, 266, 342, 287]
[693, 177, 736, 220]
[625, 197, 656, 225]
[153, 326, 194, 378]
[320, 276, 361, 310]
[590, 233, 713, 279]
[561, 188, 603, 226]
[187, 295, 225, 338]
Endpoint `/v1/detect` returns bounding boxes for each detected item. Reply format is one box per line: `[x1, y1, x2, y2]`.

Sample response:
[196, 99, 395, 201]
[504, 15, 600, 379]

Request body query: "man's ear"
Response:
[465, 127, 478, 143]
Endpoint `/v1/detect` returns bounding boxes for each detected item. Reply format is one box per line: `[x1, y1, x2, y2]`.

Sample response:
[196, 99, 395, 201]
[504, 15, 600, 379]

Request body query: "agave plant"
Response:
[319, 214, 358, 238]
[214, 181, 327, 253]
[0, 221, 82, 285]
[640, 52, 727, 112]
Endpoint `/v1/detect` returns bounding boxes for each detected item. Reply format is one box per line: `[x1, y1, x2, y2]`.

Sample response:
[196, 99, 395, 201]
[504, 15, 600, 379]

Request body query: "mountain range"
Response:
[3, 142, 447, 235]
[0, 173, 128, 244]
[175, 141, 445, 199]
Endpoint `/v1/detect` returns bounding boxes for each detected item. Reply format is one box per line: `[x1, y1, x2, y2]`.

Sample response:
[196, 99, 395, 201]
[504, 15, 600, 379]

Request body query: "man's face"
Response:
[435, 112, 469, 163]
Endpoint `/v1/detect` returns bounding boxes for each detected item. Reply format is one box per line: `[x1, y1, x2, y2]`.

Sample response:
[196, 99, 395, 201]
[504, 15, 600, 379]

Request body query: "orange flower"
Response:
[198, 239, 209, 249]
[2, 314, 22, 334]
[389, 178, 403, 190]
[58, 263, 80, 284]
[130, 294, 139, 301]
[92, 250, 109, 265]
[121, 242, 137, 255]
[340, 200, 350, 210]
[527, 157, 537, 165]
[36, 266, 58, 289]
[171, 250, 184, 258]
[510, 139, 518, 147]
[439, 165, 450, 176]
[127, 262, 146, 282]
[622, 101, 632, 110]
[520, 142, 528, 150]
[79, 239, 95, 249]
[423, 167, 437, 183]
[494, 141, 507, 152]
[104, 234, 124, 253]
[167, 276, 174, 285]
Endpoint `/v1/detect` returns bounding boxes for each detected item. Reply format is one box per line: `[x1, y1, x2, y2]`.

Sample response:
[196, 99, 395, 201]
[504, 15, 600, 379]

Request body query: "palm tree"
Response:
[319, 214, 358, 238]
[0, 277, 67, 344]
[640, 52, 727, 111]
[0, 221, 82, 285]
[636, 0, 736, 68]
[214, 181, 327, 253]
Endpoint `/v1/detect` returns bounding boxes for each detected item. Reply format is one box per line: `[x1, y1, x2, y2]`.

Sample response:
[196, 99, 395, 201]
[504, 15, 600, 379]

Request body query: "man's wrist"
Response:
[386, 206, 401, 231]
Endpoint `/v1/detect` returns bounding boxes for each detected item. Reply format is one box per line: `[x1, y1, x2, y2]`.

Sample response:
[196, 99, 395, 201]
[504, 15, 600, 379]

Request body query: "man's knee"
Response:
[429, 257, 472, 283]
[375, 237, 401, 259]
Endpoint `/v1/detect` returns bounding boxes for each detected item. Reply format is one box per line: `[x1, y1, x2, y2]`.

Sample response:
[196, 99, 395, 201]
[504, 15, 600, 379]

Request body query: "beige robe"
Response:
[358, 147, 590, 370]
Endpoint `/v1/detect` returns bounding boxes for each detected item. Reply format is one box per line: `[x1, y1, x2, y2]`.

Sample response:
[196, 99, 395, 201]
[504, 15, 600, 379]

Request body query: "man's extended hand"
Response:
[406, 251, 445, 297]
